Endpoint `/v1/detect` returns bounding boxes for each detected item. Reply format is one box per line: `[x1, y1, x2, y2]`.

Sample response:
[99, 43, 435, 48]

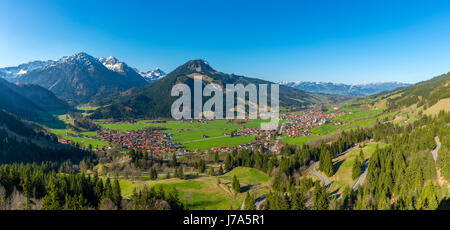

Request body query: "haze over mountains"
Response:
[280, 81, 411, 97]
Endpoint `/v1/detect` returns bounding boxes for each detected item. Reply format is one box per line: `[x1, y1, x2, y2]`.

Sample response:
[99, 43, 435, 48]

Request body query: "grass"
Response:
[326, 142, 389, 193]
[184, 135, 254, 151]
[99, 119, 257, 151]
[424, 98, 450, 115]
[99, 120, 160, 132]
[282, 135, 321, 146]
[119, 177, 244, 210]
[49, 128, 109, 148]
[118, 167, 269, 210]
[220, 167, 270, 185]
[332, 109, 383, 122]
[282, 108, 390, 146]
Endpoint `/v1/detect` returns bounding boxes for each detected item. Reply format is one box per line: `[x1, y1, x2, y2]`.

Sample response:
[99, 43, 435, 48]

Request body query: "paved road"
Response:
[241, 195, 266, 210]
[309, 161, 330, 188]
[255, 195, 266, 210]
[309, 146, 359, 189]
[432, 136, 441, 162]
[352, 159, 369, 191]
[336, 145, 359, 158]
[240, 198, 245, 210]
[306, 145, 360, 208]
[270, 123, 284, 153]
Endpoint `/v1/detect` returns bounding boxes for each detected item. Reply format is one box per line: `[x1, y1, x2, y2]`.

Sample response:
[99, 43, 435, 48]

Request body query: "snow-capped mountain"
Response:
[97, 56, 166, 83]
[0, 60, 56, 79]
[137, 68, 166, 83]
[98, 56, 125, 72]
[11, 52, 149, 105]
[280, 81, 411, 97]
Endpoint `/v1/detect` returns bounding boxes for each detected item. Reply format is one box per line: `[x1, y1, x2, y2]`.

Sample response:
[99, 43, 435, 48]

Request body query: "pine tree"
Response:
[104, 178, 113, 199]
[150, 167, 158, 180]
[112, 179, 122, 209]
[214, 152, 219, 163]
[244, 192, 256, 210]
[290, 191, 305, 210]
[171, 154, 177, 167]
[232, 175, 241, 193]
[352, 155, 362, 180]
[41, 177, 62, 210]
[312, 184, 329, 210]
[320, 150, 334, 177]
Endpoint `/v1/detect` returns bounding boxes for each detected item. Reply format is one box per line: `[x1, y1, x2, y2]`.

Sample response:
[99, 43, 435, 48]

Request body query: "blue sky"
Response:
[1, 0, 450, 84]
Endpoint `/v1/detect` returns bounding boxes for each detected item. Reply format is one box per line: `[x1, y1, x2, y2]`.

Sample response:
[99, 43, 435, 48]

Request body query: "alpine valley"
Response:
[0, 52, 448, 212]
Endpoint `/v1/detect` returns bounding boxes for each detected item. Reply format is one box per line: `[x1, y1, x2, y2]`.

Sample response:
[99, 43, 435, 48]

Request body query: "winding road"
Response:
[432, 136, 441, 162]
[306, 145, 367, 208]
[309, 161, 331, 188]
[352, 159, 369, 191]
[309, 145, 359, 189]
[240, 195, 267, 210]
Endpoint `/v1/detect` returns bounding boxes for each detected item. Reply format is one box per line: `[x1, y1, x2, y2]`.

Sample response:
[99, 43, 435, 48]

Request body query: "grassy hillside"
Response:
[373, 72, 450, 112]
[118, 167, 269, 210]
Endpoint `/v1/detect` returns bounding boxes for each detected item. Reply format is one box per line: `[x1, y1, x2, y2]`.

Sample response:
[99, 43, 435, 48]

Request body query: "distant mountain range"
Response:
[0, 60, 56, 80]
[98, 56, 166, 83]
[280, 81, 411, 97]
[0, 53, 166, 105]
[1, 53, 149, 105]
[136, 68, 166, 83]
[90, 59, 346, 120]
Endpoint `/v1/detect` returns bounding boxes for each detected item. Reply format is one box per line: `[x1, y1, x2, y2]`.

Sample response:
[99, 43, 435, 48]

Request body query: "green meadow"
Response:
[118, 167, 269, 210]
[99, 119, 263, 151]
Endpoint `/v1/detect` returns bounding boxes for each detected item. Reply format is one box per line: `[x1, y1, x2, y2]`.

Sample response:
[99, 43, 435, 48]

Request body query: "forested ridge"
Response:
[238, 111, 450, 210]
[0, 163, 184, 210]
[0, 110, 93, 164]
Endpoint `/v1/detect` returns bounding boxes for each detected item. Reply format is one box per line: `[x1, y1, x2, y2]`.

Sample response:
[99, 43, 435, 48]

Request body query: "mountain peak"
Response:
[98, 56, 126, 72]
[173, 59, 216, 74]
[60, 52, 100, 66]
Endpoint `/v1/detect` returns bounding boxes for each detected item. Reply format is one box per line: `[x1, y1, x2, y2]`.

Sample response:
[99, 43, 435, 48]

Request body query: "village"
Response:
[56, 107, 353, 156]
[282, 109, 348, 137]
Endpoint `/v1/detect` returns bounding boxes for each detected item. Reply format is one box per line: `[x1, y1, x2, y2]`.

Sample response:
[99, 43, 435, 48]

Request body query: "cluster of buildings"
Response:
[282, 110, 346, 137]
[96, 128, 186, 155]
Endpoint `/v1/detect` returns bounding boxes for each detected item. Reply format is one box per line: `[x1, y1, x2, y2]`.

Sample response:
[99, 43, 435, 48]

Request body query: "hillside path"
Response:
[432, 136, 441, 162]
[352, 159, 369, 191]
[307, 145, 360, 209]
[309, 161, 330, 188]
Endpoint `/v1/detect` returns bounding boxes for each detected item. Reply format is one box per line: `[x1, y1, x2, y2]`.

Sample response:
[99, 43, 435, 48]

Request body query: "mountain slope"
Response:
[0, 109, 92, 164]
[13, 53, 148, 105]
[281, 81, 411, 97]
[0, 78, 69, 121]
[91, 59, 345, 120]
[136, 68, 166, 83]
[0, 60, 55, 80]
[371, 72, 450, 111]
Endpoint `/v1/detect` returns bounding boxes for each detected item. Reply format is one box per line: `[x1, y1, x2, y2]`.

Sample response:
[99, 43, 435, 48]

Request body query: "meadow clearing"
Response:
[281, 107, 391, 146]
[318, 142, 388, 194]
[118, 167, 270, 210]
